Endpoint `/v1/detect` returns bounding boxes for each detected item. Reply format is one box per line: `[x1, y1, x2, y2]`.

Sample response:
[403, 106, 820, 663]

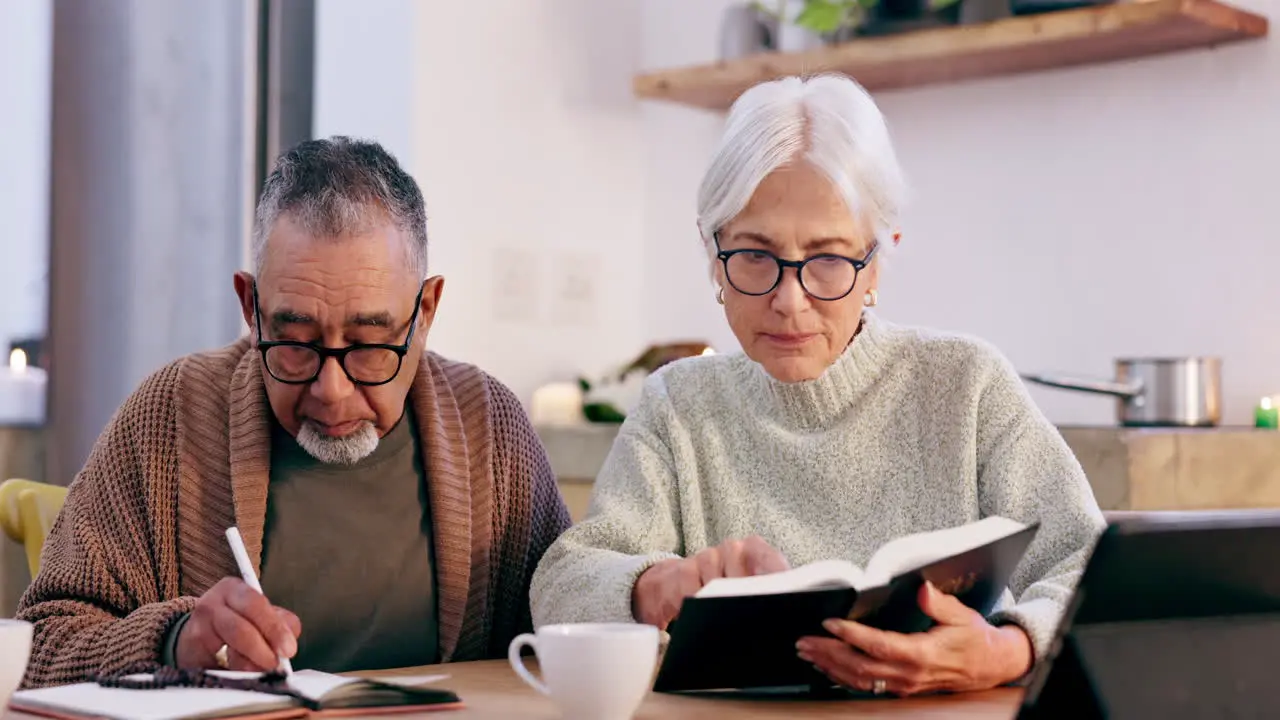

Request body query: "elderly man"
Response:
[17, 137, 571, 687]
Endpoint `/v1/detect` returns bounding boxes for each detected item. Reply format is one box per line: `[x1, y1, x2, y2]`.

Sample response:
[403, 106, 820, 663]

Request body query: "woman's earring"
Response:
[863, 289, 878, 307]
[716, 287, 726, 305]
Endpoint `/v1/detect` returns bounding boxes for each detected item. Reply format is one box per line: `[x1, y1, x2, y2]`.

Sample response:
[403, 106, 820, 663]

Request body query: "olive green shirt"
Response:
[257, 410, 440, 672]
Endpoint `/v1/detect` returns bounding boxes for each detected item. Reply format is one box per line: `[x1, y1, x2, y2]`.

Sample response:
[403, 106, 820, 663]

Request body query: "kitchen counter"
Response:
[1058, 425, 1280, 512]
[535, 424, 617, 521]
[537, 423, 1280, 520]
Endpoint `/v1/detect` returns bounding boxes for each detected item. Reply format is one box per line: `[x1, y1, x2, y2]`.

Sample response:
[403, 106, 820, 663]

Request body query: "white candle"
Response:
[0, 349, 47, 426]
[531, 382, 584, 426]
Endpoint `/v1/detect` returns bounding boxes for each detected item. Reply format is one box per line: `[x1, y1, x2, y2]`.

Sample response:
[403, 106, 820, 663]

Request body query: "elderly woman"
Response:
[529, 74, 1104, 696]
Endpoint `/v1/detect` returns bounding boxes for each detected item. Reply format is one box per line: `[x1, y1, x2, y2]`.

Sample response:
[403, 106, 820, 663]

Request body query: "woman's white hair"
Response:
[696, 74, 906, 264]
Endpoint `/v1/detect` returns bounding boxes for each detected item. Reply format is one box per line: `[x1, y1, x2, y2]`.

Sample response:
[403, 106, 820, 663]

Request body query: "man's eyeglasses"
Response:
[253, 284, 424, 386]
[714, 232, 878, 302]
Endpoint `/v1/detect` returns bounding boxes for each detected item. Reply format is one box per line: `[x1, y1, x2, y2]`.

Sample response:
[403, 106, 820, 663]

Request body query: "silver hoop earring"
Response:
[716, 287, 725, 305]
[863, 289, 878, 307]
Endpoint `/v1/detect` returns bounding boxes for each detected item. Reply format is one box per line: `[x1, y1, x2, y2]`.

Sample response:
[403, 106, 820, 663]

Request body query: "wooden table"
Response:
[4, 660, 1023, 719]
[374, 660, 1022, 719]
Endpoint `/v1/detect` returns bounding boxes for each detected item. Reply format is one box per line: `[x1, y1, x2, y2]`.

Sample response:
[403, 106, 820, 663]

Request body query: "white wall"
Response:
[874, 0, 1279, 428]
[314, 0, 416, 170]
[412, 0, 648, 399]
[0, 0, 52, 351]
[316, 0, 649, 400]
[316, 0, 1280, 427]
[640, 0, 1280, 427]
[640, 1, 751, 356]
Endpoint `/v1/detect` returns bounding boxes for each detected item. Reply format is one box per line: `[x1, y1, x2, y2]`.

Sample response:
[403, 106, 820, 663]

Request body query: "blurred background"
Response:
[0, 0, 1277, 609]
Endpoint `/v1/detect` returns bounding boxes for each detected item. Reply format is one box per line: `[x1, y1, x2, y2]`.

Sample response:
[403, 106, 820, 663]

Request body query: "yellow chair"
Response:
[0, 479, 69, 577]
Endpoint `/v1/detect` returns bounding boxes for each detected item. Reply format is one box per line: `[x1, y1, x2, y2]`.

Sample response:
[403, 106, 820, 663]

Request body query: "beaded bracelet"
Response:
[95, 665, 320, 709]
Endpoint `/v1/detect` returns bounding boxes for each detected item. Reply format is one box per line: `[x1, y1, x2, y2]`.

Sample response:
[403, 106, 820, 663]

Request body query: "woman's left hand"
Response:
[796, 582, 1033, 697]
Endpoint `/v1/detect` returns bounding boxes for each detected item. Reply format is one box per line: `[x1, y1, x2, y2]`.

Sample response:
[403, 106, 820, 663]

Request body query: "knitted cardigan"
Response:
[17, 337, 571, 687]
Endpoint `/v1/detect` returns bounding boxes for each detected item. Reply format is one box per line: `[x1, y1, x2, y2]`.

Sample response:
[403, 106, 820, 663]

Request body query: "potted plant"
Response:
[755, 0, 964, 44]
[855, 0, 966, 37]
[577, 342, 715, 423]
[749, 0, 828, 52]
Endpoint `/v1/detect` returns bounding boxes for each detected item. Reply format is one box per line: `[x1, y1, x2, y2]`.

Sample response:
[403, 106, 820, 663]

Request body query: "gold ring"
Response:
[215, 645, 229, 669]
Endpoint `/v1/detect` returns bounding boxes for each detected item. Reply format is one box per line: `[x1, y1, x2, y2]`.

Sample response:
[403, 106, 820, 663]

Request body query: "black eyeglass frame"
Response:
[713, 231, 879, 302]
[252, 283, 425, 387]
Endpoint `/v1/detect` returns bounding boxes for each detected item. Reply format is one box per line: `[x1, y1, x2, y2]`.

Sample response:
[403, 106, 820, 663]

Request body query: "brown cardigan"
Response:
[16, 338, 572, 687]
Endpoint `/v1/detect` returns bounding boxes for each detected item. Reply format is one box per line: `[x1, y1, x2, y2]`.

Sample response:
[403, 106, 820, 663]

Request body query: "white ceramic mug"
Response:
[0, 620, 32, 706]
[508, 623, 658, 720]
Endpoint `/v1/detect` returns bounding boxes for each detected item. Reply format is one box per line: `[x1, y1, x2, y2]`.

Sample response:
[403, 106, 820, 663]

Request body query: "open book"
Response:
[697, 516, 1031, 599]
[9, 669, 460, 720]
[653, 516, 1040, 693]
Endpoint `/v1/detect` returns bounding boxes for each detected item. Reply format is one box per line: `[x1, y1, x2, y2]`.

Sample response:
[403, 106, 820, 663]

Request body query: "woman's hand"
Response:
[632, 536, 790, 629]
[796, 582, 1032, 696]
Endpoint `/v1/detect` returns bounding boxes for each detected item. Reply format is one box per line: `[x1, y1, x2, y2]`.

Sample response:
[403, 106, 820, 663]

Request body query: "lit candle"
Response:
[0, 349, 47, 426]
[1256, 396, 1279, 429]
[530, 381, 585, 426]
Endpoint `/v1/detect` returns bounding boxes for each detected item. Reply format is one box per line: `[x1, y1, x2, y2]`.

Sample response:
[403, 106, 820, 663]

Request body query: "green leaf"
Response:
[583, 403, 626, 424]
[794, 0, 846, 33]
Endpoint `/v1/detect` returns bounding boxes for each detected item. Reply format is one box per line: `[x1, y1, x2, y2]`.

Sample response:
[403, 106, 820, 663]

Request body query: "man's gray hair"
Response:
[252, 136, 428, 278]
[696, 74, 906, 267]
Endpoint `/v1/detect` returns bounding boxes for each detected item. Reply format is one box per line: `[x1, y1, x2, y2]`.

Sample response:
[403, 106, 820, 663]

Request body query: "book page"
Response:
[286, 670, 450, 702]
[206, 669, 450, 703]
[205, 669, 350, 703]
[862, 516, 1028, 586]
[284, 670, 361, 701]
[695, 559, 863, 598]
[11, 682, 292, 720]
[365, 673, 450, 688]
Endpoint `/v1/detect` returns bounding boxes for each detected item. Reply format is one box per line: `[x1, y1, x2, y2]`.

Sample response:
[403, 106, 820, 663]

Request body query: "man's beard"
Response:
[295, 419, 379, 465]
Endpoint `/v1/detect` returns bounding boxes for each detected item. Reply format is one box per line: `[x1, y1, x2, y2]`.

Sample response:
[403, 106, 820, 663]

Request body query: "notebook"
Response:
[653, 516, 1040, 692]
[8, 669, 461, 720]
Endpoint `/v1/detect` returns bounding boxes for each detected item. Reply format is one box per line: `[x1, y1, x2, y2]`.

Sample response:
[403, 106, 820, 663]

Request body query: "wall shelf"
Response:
[633, 0, 1267, 110]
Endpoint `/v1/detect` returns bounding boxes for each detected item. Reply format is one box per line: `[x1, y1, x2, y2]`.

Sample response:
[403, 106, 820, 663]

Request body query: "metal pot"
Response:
[1021, 357, 1222, 427]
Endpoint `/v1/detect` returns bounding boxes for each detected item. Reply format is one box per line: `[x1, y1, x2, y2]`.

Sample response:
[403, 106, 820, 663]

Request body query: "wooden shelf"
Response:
[633, 0, 1267, 110]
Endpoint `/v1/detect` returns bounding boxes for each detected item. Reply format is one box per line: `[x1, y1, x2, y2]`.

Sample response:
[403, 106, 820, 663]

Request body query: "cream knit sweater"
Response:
[530, 311, 1105, 659]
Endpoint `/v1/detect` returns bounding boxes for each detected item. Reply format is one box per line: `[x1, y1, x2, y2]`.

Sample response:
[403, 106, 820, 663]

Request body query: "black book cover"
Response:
[653, 522, 1039, 693]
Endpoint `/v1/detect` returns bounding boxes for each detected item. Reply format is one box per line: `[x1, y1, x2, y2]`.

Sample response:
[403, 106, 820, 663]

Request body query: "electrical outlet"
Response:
[491, 247, 540, 323]
[549, 251, 600, 327]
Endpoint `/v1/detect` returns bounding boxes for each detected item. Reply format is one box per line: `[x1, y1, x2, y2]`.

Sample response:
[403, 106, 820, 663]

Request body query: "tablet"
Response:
[1018, 510, 1280, 719]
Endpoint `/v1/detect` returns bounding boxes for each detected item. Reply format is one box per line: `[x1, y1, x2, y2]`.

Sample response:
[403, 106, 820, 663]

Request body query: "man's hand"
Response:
[175, 577, 302, 672]
[797, 582, 1033, 696]
[632, 536, 790, 629]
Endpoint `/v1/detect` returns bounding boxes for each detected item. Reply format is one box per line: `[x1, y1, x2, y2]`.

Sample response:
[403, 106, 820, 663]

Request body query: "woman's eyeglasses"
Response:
[714, 233, 878, 302]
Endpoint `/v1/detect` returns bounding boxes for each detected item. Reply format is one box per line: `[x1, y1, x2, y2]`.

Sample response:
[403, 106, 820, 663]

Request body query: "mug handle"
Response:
[507, 633, 550, 696]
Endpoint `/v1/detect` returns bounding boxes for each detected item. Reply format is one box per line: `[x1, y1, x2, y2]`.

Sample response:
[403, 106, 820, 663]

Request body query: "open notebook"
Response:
[9, 669, 460, 720]
[653, 515, 1040, 692]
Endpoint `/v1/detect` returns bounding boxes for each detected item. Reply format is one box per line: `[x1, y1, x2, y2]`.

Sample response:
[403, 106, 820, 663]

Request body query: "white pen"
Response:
[224, 526, 294, 675]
